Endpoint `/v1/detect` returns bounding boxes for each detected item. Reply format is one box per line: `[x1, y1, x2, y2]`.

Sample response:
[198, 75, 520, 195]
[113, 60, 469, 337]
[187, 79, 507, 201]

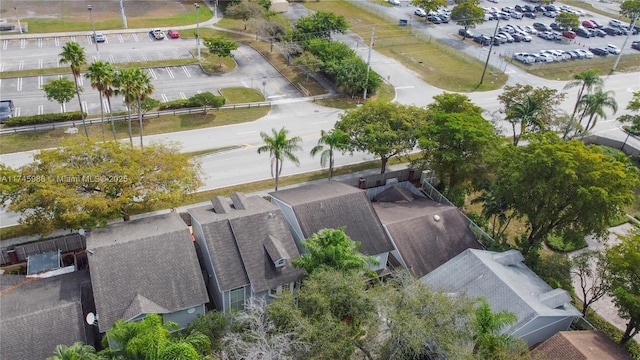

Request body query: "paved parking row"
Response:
[1, 32, 183, 50]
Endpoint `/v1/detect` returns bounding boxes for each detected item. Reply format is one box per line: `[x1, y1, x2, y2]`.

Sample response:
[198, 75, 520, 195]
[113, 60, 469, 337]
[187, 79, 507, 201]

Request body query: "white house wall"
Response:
[510, 315, 575, 347]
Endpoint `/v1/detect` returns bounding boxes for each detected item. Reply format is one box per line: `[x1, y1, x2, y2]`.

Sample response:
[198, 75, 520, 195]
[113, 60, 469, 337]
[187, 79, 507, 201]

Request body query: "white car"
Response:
[605, 44, 621, 54]
[388, 0, 400, 5]
[414, 8, 427, 17]
[523, 25, 537, 34]
[576, 49, 594, 59]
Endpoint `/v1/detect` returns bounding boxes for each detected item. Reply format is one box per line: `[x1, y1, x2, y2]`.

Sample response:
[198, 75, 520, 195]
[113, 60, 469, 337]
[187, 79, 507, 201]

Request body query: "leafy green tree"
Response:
[325, 56, 381, 98]
[564, 69, 604, 123]
[473, 297, 527, 359]
[292, 51, 322, 79]
[186, 311, 228, 352]
[292, 228, 379, 276]
[293, 11, 349, 44]
[451, 0, 485, 33]
[577, 88, 618, 132]
[0, 164, 20, 204]
[335, 100, 427, 173]
[59, 41, 88, 137]
[225, 0, 263, 30]
[498, 84, 566, 144]
[268, 268, 377, 360]
[101, 314, 209, 359]
[47, 342, 98, 360]
[427, 92, 484, 115]
[257, 127, 302, 190]
[203, 37, 239, 67]
[310, 129, 351, 180]
[570, 250, 610, 316]
[413, 0, 448, 13]
[618, 91, 640, 148]
[621, 0, 640, 25]
[555, 12, 580, 30]
[306, 39, 355, 63]
[508, 95, 544, 146]
[118, 67, 154, 148]
[86, 60, 118, 140]
[190, 92, 225, 111]
[43, 78, 77, 114]
[486, 134, 638, 248]
[373, 271, 475, 359]
[418, 111, 499, 200]
[6, 139, 203, 235]
[604, 233, 640, 344]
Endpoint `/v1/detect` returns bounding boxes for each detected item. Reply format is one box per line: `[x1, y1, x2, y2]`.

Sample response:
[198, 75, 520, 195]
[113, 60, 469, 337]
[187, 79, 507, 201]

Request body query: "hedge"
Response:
[3, 111, 86, 127]
[158, 92, 225, 111]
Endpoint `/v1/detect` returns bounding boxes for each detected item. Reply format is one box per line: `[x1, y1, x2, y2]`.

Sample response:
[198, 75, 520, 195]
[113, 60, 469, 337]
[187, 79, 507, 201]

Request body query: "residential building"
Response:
[531, 330, 632, 360]
[86, 212, 209, 333]
[189, 193, 304, 313]
[421, 248, 582, 347]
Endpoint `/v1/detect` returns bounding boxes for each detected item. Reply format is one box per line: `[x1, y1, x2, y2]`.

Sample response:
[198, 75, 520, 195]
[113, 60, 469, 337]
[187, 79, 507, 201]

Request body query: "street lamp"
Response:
[120, 0, 128, 29]
[14, 7, 22, 34]
[87, 5, 99, 53]
[194, 3, 201, 62]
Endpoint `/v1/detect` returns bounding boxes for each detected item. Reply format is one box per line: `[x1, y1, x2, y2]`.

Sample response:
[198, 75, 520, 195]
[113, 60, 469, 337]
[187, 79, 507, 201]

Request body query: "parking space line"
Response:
[166, 67, 174, 79]
[17, 78, 22, 92]
[18, 60, 24, 71]
[147, 68, 157, 80]
[78, 76, 84, 86]
[87, 35, 93, 44]
[126, 53, 132, 62]
[38, 59, 43, 69]
[70, 36, 76, 42]
[104, 37, 109, 44]
[181, 66, 191, 78]
[103, 99, 110, 113]
[82, 101, 88, 113]
[38, 38, 43, 48]
[38, 105, 43, 115]
[15, 108, 20, 117]
[179, 92, 187, 99]
[2, 40, 7, 50]
[55, 37, 60, 47]
[92, 55, 98, 62]
[142, 53, 149, 61]
[118, 34, 124, 43]
[20, 39, 26, 49]
[132, 33, 139, 42]
[161, 94, 168, 102]
[158, 53, 165, 60]
[38, 76, 43, 89]
[109, 54, 116, 63]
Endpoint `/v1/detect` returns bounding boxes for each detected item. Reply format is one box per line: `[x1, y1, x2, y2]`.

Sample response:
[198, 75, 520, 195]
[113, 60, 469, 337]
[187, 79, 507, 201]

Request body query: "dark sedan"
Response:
[589, 47, 609, 56]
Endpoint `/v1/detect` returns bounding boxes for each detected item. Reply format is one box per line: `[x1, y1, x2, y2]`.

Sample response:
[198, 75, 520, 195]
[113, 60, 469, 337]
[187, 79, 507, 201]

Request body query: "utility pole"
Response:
[362, 26, 375, 100]
[195, 3, 201, 62]
[14, 7, 23, 34]
[120, 0, 128, 29]
[87, 5, 99, 53]
[612, 15, 638, 72]
[480, 18, 500, 85]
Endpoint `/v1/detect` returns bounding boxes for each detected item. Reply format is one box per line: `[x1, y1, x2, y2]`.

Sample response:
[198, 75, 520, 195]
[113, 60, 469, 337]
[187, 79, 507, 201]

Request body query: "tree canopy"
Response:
[620, 0, 640, 21]
[451, 0, 485, 31]
[225, 0, 263, 29]
[257, 127, 302, 191]
[203, 37, 239, 67]
[413, 0, 448, 13]
[43, 78, 78, 113]
[335, 100, 427, 173]
[484, 135, 638, 250]
[555, 12, 580, 30]
[5, 139, 203, 235]
[293, 11, 349, 44]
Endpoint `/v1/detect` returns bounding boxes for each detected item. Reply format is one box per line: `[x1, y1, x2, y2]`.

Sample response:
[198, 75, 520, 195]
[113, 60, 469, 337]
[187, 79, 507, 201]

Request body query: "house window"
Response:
[269, 282, 293, 297]
[275, 258, 286, 268]
[229, 287, 245, 311]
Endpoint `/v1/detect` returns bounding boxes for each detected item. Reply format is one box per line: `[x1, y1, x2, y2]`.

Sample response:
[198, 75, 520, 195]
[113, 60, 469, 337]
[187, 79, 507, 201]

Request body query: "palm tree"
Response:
[310, 129, 351, 180]
[564, 69, 604, 121]
[473, 297, 522, 359]
[118, 68, 154, 148]
[508, 95, 544, 146]
[59, 41, 88, 137]
[257, 127, 302, 191]
[47, 342, 98, 360]
[86, 60, 117, 140]
[577, 89, 618, 132]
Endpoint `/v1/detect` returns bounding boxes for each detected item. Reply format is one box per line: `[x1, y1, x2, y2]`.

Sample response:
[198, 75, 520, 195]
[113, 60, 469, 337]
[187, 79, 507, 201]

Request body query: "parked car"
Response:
[543, 11, 558, 18]
[632, 41, 640, 50]
[524, 12, 537, 19]
[93, 32, 106, 43]
[533, 22, 551, 31]
[437, 14, 450, 23]
[167, 29, 180, 39]
[574, 28, 592, 38]
[589, 47, 609, 56]
[523, 25, 538, 34]
[576, 49, 594, 58]
[582, 20, 598, 29]
[562, 30, 576, 39]
[593, 29, 607, 37]
[511, 12, 524, 19]
[605, 44, 621, 54]
[0, 99, 14, 124]
[474, 34, 492, 45]
[388, 0, 400, 5]
[426, 15, 442, 23]
[149, 29, 165, 40]
[550, 22, 564, 31]
[458, 28, 475, 38]
[609, 19, 625, 28]
[499, 32, 514, 42]
[414, 8, 427, 17]
[590, 19, 604, 28]
[603, 27, 620, 36]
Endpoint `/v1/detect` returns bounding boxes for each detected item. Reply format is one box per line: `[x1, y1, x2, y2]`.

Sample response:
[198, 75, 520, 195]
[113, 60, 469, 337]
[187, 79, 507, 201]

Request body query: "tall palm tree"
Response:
[118, 68, 154, 148]
[577, 89, 618, 132]
[47, 342, 98, 360]
[257, 127, 302, 191]
[310, 129, 351, 180]
[564, 69, 604, 121]
[59, 41, 88, 137]
[508, 95, 544, 146]
[85, 60, 117, 140]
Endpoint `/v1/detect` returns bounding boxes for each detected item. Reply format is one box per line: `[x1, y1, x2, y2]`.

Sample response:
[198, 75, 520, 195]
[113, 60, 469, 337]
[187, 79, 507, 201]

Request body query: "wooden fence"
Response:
[1, 234, 85, 266]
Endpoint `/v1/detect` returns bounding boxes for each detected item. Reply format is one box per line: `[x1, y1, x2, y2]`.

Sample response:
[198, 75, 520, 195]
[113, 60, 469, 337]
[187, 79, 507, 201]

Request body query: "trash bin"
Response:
[399, 19, 408, 27]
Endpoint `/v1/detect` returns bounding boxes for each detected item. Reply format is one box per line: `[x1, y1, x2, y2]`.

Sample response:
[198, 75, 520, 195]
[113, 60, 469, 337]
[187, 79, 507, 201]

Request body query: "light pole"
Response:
[480, 18, 501, 85]
[14, 7, 22, 34]
[194, 3, 201, 62]
[120, 0, 128, 29]
[87, 5, 99, 53]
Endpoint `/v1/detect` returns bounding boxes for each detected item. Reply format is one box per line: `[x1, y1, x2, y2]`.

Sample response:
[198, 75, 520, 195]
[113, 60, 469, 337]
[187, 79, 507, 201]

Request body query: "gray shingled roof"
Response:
[421, 249, 581, 334]
[372, 186, 483, 278]
[0, 270, 91, 360]
[87, 212, 209, 333]
[270, 181, 394, 255]
[189, 194, 304, 293]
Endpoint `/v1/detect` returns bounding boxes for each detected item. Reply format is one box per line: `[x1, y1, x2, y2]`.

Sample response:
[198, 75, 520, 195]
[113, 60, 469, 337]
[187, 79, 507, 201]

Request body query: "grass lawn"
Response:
[507, 54, 640, 81]
[220, 87, 266, 103]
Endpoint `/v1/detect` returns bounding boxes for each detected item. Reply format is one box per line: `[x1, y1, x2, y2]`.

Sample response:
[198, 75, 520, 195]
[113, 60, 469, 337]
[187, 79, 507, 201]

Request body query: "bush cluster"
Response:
[3, 111, 86, 127]
[158, 92, 225, 110]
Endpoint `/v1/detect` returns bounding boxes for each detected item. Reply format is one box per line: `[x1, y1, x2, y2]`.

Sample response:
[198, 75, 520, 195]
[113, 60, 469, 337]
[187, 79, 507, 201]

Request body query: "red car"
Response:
[582, 20, 597, 29]
[167, 29, 180, 39]
[562, 30, 576, 39]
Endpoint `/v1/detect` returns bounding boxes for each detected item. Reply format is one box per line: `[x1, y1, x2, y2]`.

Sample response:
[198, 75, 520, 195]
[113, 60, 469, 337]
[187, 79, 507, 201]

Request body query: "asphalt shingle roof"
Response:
[531, 331, 632, 360]
[0, 270, 91, 360]
[270, 181, 395, 255]
[87, 212, 209, 333]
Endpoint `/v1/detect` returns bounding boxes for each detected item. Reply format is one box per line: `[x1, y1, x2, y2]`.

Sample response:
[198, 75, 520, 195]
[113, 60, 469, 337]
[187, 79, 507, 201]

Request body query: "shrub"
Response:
[3, 111, 86, 127]
[546, 230, 588, 252]
[158, 92, 225, 110]
[158, 99, 190, 110]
